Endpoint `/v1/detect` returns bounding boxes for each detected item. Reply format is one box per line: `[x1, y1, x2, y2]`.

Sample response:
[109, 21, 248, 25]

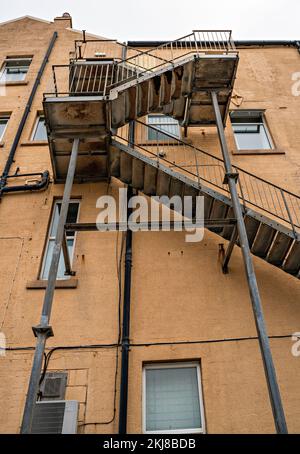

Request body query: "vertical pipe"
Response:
[21, 139, 79, 434]
[118, 185, 133, 434]
[211, 91, 288, 434]
[0, 32, 57, 193]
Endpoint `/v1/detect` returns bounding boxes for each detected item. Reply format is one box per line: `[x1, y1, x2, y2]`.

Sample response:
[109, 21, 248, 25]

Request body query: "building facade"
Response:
[0, 14, 300, 434]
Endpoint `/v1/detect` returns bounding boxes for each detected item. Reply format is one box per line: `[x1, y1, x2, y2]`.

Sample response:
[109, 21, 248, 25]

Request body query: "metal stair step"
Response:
[168, 177, 184, 199]
[120, 152, 133, 184]
[282, 241, 300, 275]
[156, 170, 171, 197]
[109, 145, 120, 177]
[111, 92, 126, 129]
[132, 157, 145, 189]
[209, 199, 228, 233]
[239, 215, 261, 248]
[221, 207, 235, 240]
[251, 224, 277, 258]
[143, 164, 158, 195]
[267, 232, 293, 266]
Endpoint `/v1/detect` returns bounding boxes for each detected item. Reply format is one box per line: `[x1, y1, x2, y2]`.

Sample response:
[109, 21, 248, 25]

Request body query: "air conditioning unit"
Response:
[32, 400, 79, 434]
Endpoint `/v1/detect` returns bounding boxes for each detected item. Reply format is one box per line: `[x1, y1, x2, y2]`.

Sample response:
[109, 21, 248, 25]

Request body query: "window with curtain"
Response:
[41, 201, 80, 280]
[32, 115, 47, 141]
[148, 115, 180, 141]
[230, 110, 273, 150]
[143, 362, 205, 433]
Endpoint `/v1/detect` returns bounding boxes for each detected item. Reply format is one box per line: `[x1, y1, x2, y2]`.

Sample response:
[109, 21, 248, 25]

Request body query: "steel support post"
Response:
[211, 91, 288, 434]
[21, 138, 79, 434]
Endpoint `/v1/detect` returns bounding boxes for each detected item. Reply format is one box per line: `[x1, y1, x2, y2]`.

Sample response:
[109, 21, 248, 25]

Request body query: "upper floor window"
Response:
[32, 115, 47, 141]
[0, 57, 32, 83]
[230, 110, 273, 151]
[41, 201, 80, 280]
[148, 115, 180, 141]
[0, 115, 9, 141]
[143, 362, 205, 434]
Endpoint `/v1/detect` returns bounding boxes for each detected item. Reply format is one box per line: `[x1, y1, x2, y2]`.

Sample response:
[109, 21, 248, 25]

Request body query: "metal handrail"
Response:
[114, 120, 300, 233]
[45, 31, 237, 97]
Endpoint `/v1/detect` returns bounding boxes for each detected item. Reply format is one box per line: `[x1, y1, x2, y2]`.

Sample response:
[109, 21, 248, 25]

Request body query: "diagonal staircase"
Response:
[109, 120, 300, 278]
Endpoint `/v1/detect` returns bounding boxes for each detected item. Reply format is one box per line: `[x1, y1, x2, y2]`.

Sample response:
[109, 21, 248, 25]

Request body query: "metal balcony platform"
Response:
[43, 31, 238, 182]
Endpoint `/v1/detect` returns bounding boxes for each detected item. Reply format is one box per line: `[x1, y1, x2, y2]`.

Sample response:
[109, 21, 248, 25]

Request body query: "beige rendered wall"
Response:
[0, 18, 299, 434]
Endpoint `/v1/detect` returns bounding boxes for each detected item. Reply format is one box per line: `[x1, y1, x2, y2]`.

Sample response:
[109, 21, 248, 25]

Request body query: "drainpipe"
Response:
[1, 171, 50, 194]
[0, 31, 57, 193]
[119, 119, 134, 434]
[118, 184, 133, 434]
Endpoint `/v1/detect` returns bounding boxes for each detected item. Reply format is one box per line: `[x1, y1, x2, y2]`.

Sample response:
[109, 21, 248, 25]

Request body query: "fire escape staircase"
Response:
[43, 31, 300, 278]
[21, 30, 297, 436]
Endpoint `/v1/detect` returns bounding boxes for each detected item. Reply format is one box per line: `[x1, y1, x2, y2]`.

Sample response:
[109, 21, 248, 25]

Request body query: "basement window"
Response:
[0, 115, 9, 141]
[148, 114, 180, 141]
[32, 115, 47, 141]
[143, 362, 205, 434]
[230, 110, 273, 150]
[0, 57, 32, 83]
[41, 201, 80, 280]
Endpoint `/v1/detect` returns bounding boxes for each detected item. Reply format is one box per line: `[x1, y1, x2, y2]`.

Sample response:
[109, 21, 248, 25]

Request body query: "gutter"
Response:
[127, 39, 300, 53]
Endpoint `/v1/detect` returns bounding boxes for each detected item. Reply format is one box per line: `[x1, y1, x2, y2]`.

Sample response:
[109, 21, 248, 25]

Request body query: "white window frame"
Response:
[0, 115, 10, 141]
[31, 114, 47, 141]
[0, 57, 32, 83]
[147, 114, 181, 141]
[40, 200, 80, 280]
[142, 361, 206, 435]
[230, 110, 274, 151]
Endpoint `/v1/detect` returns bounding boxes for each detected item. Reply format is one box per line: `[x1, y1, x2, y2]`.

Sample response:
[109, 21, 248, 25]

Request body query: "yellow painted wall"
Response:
[0, 17, 299, 434]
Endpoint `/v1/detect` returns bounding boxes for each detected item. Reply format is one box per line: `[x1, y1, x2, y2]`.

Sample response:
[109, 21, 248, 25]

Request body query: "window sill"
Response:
[231, 148, 286, 156]
[26, 279, 78, 289]
[21, 140, 48, 146]
[2, 80, 29, 86]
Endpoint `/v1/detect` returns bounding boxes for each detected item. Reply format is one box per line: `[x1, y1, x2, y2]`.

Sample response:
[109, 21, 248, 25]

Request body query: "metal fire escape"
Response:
[21, 31, 300, 434]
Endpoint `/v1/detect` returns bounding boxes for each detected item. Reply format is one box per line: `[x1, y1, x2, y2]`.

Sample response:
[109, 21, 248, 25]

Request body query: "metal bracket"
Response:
[32, 324, 54, 338]
[62, 232, 76, 276]
[222, 226, 238, 274]
[223, 172, 239, 185]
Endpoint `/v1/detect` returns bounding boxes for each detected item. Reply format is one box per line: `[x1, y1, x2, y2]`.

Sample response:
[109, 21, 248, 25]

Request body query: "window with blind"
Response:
[148, 114, 181, 141]
[143, 362, 205, 434]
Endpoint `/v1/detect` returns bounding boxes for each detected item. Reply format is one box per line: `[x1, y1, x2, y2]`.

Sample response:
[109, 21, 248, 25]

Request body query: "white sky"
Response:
[1, 0, 300, 41]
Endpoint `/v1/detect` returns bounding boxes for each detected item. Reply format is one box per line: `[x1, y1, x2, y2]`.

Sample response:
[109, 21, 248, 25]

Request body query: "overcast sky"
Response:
[1, 0, 300, 41]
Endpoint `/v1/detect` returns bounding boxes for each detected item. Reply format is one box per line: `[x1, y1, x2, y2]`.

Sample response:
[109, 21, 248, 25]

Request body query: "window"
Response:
[41, 201, 80, 280]
[230, 110, 273, 150]
[148, 115, 180, 141]
[143, 362, 205, 434]
[0, 58, 32, 83]
[0, 115, 9, 141]
[32, 115, 47, 141]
